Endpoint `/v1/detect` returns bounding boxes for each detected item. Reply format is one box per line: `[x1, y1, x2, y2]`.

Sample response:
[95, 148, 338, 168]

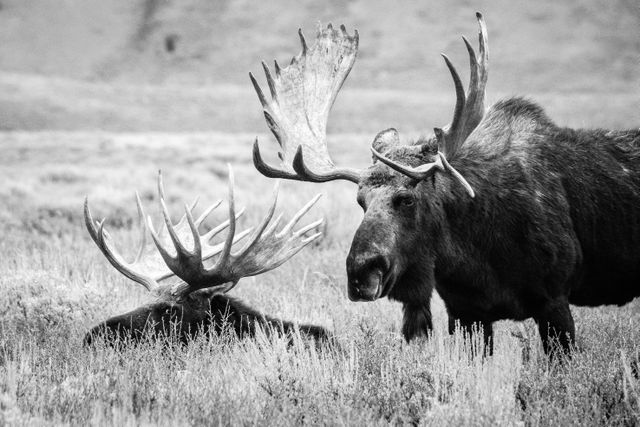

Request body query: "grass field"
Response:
[1, 0, 640, 425]
[2, 127, 640, 425]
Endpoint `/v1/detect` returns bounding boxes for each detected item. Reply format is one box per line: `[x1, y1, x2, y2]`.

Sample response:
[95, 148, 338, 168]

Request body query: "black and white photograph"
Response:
[1, 0, 639, 425]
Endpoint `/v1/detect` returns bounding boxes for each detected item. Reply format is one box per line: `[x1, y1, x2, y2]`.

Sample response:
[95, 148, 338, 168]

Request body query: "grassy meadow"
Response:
[1, 0, 640, 425]
[1, 129, 640, 425]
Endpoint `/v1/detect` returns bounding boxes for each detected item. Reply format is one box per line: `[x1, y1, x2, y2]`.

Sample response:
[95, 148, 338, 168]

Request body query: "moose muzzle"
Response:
[347, 254, 391, 301]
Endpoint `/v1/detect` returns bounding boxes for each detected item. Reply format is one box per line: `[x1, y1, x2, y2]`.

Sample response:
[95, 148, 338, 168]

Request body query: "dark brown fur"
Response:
[348, 97, 640, 354]
[84, 290, 328, 346]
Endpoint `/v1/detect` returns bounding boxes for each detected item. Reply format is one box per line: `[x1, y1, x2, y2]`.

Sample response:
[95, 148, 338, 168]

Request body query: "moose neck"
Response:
[430, 155, 488, 279]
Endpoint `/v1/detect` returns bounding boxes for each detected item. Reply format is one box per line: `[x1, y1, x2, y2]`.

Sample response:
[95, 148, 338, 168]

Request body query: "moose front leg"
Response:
[534, 299, 575, 354]
[397, 266, 436, 342]
[402, 302, 433, 341]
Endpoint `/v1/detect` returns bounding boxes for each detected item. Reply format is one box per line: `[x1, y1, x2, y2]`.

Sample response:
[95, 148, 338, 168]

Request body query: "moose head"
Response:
[250, 15, 487, 339]
[84, 167, 326, 345]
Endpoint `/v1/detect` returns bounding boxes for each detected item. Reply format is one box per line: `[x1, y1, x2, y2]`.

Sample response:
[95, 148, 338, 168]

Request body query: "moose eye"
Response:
[393, 193, 415, 207]
[163, 305, 179, 317]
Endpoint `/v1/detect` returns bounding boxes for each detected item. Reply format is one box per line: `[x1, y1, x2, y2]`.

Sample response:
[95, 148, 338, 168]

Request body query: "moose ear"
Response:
[372, 128, 400, 154]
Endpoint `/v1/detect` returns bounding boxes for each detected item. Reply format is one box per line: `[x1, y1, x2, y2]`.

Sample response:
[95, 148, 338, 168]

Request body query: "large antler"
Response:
[251, 23, 362, 183]
[85, 167, 323, 298]
[371, 13, 487, 197]
[437, 12, 488, 158]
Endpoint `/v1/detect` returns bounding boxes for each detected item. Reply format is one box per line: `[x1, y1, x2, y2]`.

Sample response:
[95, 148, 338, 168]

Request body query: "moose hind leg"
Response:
[535, 299, 575, 355]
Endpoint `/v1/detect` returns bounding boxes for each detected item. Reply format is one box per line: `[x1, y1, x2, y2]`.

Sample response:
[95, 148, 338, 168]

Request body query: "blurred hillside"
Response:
[0, 0, 638, 132]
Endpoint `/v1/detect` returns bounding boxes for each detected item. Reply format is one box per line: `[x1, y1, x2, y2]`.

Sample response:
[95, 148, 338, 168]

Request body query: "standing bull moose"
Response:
[84, 167, 327, 344]
[250, 13, 640, 353]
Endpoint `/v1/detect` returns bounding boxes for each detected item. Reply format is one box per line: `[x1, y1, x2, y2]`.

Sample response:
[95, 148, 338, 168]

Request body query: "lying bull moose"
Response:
[250, 13, 640, 354]
[84, 167, 328, 345]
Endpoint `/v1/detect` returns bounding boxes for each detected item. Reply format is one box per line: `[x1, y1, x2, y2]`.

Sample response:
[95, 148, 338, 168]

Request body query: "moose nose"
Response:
[347, 255, 390, 301]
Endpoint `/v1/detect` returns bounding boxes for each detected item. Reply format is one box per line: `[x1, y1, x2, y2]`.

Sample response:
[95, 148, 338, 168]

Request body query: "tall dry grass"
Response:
[1, 132, 640, 425]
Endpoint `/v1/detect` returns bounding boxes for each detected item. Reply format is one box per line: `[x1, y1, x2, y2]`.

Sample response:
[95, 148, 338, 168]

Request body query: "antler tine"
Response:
[183, 204, 202, 259]
[470, 12, 489, 112]
[460, 15, 488, 126]
[202, 206, 246, 242]
[437, 12, 489, 159]
[195, 199, 222, 227]
[84, 197, 159, 291]
[370, 147, 444, 181]
[214, 165, 236, 269]
[477, 12, 488, 78]
[83, 197, 100, 245]
[170, 196, 200, 229]
[249, 73, 268, 109]
[251, 23, 364, 184]
[234, 181, 279, 259]
[263, 213, 283, 238]
[439, 154, 476, 198]
[298, 28, 308, 54]
[294, 218, 324, 237]
[440, 53, 466, 157]
[158, 189, 189, 257]
[133, 192, 148, 263]
[261, 61, 277, 101]
[252, 139, 301, 180]
[157, 169, 167, 201]
[96, 221, 154, 290]
[292, 147, 361, 183]
[146, 215, 175, 268]
[277, 193, 323, 237]
[302, 232, 323, 244]
[462, 36, 478, 100]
